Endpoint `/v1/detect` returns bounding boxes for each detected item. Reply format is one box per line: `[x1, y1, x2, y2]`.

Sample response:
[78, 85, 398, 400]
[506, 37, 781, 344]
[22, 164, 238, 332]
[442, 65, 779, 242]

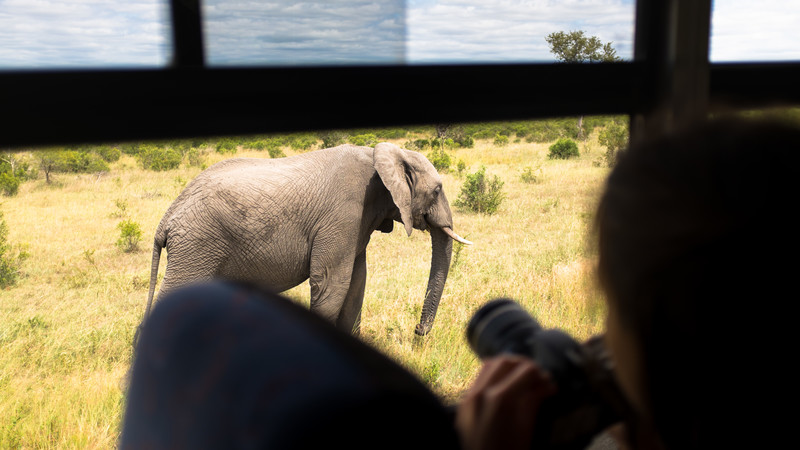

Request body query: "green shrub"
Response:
[267, 146, 286, 158]
[455, 135, 475, 148]
[454, 166, 505, 215]
[60, 151, 110, 173]
[455, 159, 467, 177]
[288, 134, 318, 151]
[0, 172, 21, 196]
[548, 138, 580, 159]
[241, 139, 266, 150]
[119, 142, 142, 155]
[427, 148, 452, 172]
[2, 153, 37, 183]
[431, 138, 457, 149]
[137, 145, 182, 171]
[349, 134, 378, 147]
[0, 211, 29, 288]
[116, 219, 143, 253]
[374, 128, 408, 139]
[168, 140, 193, 155]
[520, 164, 543, 184]
[94, 145, 121, 162]
[493, 134, 510, 147]
[215, 139, 238, 154]
[318, 131, 349, 148]
[110, 199, 129, 218]
[404, 139, 431, 151]
[598, 120, 629, 166]
[184, 147, 206, 167]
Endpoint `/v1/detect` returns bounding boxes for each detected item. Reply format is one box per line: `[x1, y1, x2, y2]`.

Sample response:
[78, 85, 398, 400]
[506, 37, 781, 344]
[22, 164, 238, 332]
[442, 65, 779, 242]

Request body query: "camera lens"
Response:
[466, 298, 542, 359]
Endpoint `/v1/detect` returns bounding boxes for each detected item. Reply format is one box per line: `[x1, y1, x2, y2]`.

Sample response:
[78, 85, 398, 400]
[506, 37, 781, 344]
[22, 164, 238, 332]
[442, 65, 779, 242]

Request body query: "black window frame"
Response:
[1, 0, 798, 148]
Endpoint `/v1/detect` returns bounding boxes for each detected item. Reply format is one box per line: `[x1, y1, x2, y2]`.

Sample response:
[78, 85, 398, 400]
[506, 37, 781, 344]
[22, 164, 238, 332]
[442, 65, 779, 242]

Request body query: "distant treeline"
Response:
[4, 109, 798, 196]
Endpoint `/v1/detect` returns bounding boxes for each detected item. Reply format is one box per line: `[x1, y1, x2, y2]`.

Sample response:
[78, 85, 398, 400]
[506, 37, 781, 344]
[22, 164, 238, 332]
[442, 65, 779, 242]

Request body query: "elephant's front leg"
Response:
[338, 251, 367, 335]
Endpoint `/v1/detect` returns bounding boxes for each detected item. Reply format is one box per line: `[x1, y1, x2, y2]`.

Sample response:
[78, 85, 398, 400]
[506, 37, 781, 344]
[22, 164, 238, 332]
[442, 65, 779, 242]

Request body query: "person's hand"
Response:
[455, 355, 557, 450]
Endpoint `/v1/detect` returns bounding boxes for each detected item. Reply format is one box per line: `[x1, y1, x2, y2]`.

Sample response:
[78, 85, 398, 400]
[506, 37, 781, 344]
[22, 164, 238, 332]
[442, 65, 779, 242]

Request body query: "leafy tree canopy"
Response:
[545, 30, 621, 63]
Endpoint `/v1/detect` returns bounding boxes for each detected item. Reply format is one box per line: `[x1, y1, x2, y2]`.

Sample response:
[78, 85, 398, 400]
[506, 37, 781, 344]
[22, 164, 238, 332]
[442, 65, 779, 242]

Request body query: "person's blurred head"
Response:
[595, 116, 799, 448]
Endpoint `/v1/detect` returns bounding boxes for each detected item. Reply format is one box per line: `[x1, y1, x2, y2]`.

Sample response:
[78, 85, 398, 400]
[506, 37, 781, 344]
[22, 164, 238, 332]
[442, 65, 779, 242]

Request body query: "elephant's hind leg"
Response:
[338, 251, 367, 335]
[158, 247, 227, 301]
[308, 248, 356, 331]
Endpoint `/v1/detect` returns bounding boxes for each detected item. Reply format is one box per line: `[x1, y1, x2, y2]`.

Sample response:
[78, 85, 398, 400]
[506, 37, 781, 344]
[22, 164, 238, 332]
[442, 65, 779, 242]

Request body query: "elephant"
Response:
[142, 142, 471, 337]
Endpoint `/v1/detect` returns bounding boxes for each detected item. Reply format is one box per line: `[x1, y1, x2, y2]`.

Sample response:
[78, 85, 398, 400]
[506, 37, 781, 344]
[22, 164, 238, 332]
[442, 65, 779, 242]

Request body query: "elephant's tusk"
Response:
[442, 227, 473, 245]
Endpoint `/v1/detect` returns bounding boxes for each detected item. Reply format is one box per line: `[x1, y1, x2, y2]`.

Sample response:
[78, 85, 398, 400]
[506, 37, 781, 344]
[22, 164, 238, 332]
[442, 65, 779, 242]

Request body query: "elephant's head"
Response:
[374, 142, 472, 336]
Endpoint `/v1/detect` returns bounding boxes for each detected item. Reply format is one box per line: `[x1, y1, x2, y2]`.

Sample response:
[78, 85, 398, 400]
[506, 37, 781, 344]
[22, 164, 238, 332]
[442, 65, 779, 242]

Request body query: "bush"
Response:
[184, 147, 206, 167]
[349, 134, 378, 147]
[548, 138, 580, 159]
[119, 142, 142, 155]
[431, 138, 457, 149]
[454, 166, 505, 215]
[598, 120, 629, 166]
[427, 148, 452, 172]
[455, 159, 467, 177]
[2, 154, 35, 193]
[405, 139, 431, 151]
[0, 172, 20, 196]
[520, 165, 543, 184]
[0, 211, 29, 288]
[318, 131, 349, 148]
[137, 145, 182, 171]
[94, 145, 121, 162]
[116, 219, 143, 253]
[242, 139, 267, 150]
[493, 134, 510, 147]
[59, 151, 110, 173]
[455, 135, 475, 148]
[267, 146, 286, 158]
[215, 139, 238, 154]
[287, 134, 318, 151]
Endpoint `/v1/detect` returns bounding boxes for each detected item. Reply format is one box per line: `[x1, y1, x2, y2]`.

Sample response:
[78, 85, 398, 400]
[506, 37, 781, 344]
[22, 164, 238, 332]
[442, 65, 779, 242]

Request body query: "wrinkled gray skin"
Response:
[143, 142, 470, 336]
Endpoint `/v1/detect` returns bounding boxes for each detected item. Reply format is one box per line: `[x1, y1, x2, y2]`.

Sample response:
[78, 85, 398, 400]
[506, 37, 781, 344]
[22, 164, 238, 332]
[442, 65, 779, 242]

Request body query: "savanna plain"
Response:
[1, 130, 612, 448]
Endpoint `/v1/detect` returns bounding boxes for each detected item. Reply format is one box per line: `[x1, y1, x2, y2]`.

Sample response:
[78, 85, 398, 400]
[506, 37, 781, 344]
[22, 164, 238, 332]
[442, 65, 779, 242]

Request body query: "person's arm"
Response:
[455, 355, 557, 450]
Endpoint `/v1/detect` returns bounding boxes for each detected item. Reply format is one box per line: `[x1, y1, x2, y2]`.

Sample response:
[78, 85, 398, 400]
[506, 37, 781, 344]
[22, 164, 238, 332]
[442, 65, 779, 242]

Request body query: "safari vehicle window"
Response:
[201, 0, 636, 66]
[3, 1, 799, 70]
[0, 0, 171, 69]
[710, 0, 800, 62]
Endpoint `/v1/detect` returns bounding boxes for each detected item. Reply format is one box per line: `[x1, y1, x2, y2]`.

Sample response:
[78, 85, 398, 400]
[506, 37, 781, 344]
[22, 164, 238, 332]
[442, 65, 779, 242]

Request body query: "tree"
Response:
[36, 150, 63, 184]
[545, 30, 621, 139]
[545, 30, 621, 63]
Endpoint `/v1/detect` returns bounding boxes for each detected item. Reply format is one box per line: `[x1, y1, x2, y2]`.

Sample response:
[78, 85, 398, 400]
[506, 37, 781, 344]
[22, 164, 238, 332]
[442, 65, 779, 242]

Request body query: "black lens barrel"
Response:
[466, 298, 542, 359]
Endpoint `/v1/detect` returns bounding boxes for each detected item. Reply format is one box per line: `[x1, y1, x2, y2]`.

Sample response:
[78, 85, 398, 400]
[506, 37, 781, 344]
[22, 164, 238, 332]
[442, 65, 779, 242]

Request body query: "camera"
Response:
[467, 298, 632, 450]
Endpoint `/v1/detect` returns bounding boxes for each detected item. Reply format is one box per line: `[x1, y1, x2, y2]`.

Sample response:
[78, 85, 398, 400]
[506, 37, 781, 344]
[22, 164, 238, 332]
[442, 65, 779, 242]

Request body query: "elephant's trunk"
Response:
[415, 226, 452, 336]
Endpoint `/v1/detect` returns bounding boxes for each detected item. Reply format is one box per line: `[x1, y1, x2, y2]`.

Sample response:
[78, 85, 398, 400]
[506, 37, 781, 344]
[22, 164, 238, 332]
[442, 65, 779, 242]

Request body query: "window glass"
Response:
[203, 0, 635, 66]
[406, 0, 634, 64]
[711, 1, 800, 62]
[203, 0, 407, 66]
[0, 0, 170, 69]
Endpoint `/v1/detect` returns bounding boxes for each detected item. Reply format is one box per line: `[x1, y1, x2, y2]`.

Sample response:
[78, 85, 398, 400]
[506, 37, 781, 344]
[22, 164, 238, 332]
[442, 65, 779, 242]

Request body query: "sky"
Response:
[0, 0, 797, 69]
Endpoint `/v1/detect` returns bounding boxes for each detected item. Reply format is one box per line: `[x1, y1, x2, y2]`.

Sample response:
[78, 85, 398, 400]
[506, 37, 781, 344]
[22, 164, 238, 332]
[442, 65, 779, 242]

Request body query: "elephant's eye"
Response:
[434, 185, 442, 196]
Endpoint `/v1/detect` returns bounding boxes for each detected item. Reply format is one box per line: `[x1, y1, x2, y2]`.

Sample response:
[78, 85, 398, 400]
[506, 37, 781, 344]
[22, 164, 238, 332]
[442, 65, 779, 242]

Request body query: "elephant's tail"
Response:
[144, 239, 163, 321]
[134, 239, 162, 350]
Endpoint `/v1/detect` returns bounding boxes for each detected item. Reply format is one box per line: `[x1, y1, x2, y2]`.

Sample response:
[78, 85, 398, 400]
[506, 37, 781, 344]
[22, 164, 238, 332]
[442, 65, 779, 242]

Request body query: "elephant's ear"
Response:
[374, 142, 414, 237]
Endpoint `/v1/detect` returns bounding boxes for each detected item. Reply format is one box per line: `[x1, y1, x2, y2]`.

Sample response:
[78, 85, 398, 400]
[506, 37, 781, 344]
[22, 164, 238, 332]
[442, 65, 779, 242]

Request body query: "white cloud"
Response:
[710, 0, 800, 61]
[0, 0, 169, 68]
[202, 0, 406, 66]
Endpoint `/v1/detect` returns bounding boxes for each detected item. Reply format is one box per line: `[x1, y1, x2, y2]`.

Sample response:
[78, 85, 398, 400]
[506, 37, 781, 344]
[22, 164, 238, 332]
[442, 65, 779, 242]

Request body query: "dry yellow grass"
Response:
[1, 136, 610, 447]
